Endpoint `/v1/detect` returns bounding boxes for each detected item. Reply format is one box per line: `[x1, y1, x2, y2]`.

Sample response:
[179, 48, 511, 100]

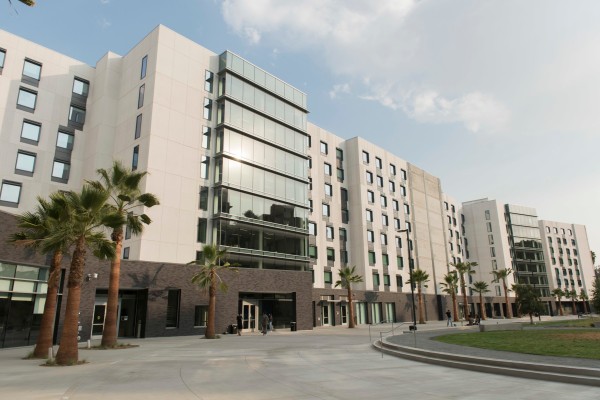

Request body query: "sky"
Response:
[2, 0, 599, 256]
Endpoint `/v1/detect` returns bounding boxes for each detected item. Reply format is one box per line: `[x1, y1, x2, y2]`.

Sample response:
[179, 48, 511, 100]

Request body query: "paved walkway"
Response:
[0, 316, 598, 400]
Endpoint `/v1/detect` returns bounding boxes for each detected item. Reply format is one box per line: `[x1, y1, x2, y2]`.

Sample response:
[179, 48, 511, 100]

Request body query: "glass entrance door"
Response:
[91, 299, 121, 339]
[340, 304, 348, 325]
[242, 301, 259, 333]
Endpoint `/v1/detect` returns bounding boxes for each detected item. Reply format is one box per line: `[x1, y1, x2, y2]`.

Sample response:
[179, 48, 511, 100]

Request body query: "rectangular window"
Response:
[400, 185, 406, 196]
[15, 151, 36, 174]
[324, 271, 333, 284]
[490, 247, 496, 257]
[132, 145, 139, 170]
[23, 59, 42, 81]
[205, 70, 214, 92]
[51, 160, 70, 181]
[56, 131, 74, 150]
[72, 78, 89, 97]
[0, 49, 5, 69]
[337, 168, 344, 181]
[380, 195, 387, 207]
[322, 203, 330, 217]
[199, 187, 209, 210]
[384, 274, 391, 286]
[204, 98, 212, 120]
[200, 156, 209, 179]
[362, 151, 370, 163]
[166, 289, 181, 328]
[339, 228, 347, 241]
[394, 218, 401, 229]
[393, 199, 399, 211]
[123, 247, 130, 260]
[396, 236, 402, 248]
[308, 222, 317, 236]
[324, 183, 332, 196]
[381, 233, 387, 245]
[390, 164, 396, 175]
[389, 181, 395, 193]
[375, 157, 382, 169]
[366, 209, 373, 222]
[401, 169, 407, 180]
[68, 105, 86, 124]
[138, 84, 145, 108]
[202, 126, 211, 149]
[194, 305, 208, 327]
[309, 245, 318, 258]
[340, 250, 348, 264]
[320, 141, 328, 154]
[368, 251, 376, 264]
[367, 190, 374, 203]
[488, 234, 494, 245]
[485, 210, 491, 220]
[197, 218, 207, 242]
[17, 88, 37, 110]
[324, 162, 332, 176]
[341, 209, 349, 224]
[396, 275, 403, 288]
[336, 148, 343, 160]
[326, 247, 335, 261]
[397, 256, 404, 268]
[140, 55, 148, 79]
[367, 230, 374, 243]
[366, 171, 373, 184]
[404, 204, 410, 214]
[326, 226, 334, 239]
[21, 120, 41, 143]
[382, 214, 388, 226]
[125, 212, 133, 239]
[377, 176, 383, 187]
[373, 272, 380, 286]
[134, 114, 143, 139]
[405, 221, 411, 232]
[0, 181, 22, 205]
[486, 222, 492, 232]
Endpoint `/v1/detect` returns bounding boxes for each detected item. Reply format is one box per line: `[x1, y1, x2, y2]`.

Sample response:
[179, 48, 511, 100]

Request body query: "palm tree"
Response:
[50, 187, 120, 365]
[513, 284, 543, 324]
[491, 268, 513, 318]
[334, 266, 363, 328]
[450, 262, 478, 319]
[9, 195, 69, 358]
[440, 273, 459, 322]
[551, 288, 565, 316]
[408, 269, 430, 324]
[8, 0, 35, 6]
[567, 289, 578, 315]
[580, 290, 589, 314]
[472, 281, 490, 320]
[190, 244, 236, 339]
[88, 161, 159, 348]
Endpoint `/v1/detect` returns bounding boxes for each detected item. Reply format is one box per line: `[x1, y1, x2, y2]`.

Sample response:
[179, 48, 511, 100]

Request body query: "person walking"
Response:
[446, 309, 452, 327]
[236, 314, 243, 336]
[262, 313, 269, 335]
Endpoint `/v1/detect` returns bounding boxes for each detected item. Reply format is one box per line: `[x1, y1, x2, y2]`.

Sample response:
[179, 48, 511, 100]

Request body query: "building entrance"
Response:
[92, 289, 147, 339]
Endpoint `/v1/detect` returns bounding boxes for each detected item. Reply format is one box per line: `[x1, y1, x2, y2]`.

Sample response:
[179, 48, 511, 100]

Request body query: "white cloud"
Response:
[329, 83, 351, 99]
[100, 0, 110, 4]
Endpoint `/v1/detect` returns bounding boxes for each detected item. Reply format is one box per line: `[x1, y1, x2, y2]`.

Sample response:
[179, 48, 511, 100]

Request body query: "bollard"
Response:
[87, 339, 91, 349]
[48, 347, 53, 360]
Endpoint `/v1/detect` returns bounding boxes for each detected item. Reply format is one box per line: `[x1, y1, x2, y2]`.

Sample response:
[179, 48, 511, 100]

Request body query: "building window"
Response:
[204, 98, 212, 120]
[56, 131, 74, 150]
[341, 209, 349, 223]
[396, 236, 402, 248]
[51, 160, 70, 182]
[381, 233, 388, 245]
[0, 181, 21, 205]
[322, 203, 330, 217]
[401, 169, 407, 180]
[397, 256, 404, 268]
[309, 245, 317, 258]
[336, 148, 343, 160]
[201, 126, 211, 149]
[194, 305, 208, 327]
[140, 55, 148, 79]
[380, 195, 387, 207]
[337, 168, 344, 181]
[367, 190, 374, 203]
[394, 218, 401, 230]
[382, 214, 389, 226]
[320, 141, 328, 154]
[373, 272, 380, 286]
[375, 157, 382, 169]
[308, 222, 317, 235]
[121, 246, 130, 260]
[205, 70, 214, 92]
[376, 176, 383, 187]
[366, 171, 373, 184]
[405, 221, 411, 232]
[324, 183, 332, 197]
[134, 114, 143, 139]
[362, 151, 370, 163]
[389, 181, 395, 193]
[17, 88, 37, 111]
[197, 218, 207, 242]
[324, 271, 333, 284]
[396, 275, 403, 288]
[20, 120, 41, 143]
[324, 162, 332, 176]
[327, 247, 335, 261]
[390, 164, 396, 175]
[393, 199, 399, 211]
[400, 185, 406, 196]
[340, 250, 348, 264]
[366, 209, 373, 222]
[22, 59, 42, 81]
[72, 78, 89, 97]
[166, 289, 181, 328]
[0, 48, 5, 70]
[200, 156, 210, 179]
[326, 226, 334, 239]
[490, 247, 496, 257]
[485, 210, 490, 220]
[384, 274, 391, 287]
[68, 105, 86, 124]
[199, 187, 209, 210]
[132, 145, 139, 170]
[368, 251, 376, 265]
[367, 230, 374, 243]
[15, 151, 36, 174]
[486, 222, 492, 232]
[404, 204, 410, 214]
[137, 84, 145, 108]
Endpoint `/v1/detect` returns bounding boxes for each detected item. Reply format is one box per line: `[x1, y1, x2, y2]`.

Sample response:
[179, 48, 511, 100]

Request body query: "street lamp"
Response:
[399, 229, 417, 331]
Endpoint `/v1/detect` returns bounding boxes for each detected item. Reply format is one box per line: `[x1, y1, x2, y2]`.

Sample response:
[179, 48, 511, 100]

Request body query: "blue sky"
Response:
[2, 0, 600, 256]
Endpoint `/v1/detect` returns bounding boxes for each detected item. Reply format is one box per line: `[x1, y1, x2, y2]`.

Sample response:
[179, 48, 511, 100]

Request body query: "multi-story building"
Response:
[0, 26, 596, 349]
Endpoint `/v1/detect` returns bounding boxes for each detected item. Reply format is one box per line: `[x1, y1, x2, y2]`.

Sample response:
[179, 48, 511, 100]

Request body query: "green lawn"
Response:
[434, 329, 600, 359]
[532, 318, 599, 328]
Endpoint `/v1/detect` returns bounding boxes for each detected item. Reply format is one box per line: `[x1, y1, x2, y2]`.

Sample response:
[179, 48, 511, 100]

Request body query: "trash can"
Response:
[227, 324, 234, 334]
[290, 322, 297, 332]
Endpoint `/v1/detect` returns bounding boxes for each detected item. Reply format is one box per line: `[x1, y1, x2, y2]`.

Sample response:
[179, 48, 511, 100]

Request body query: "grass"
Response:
[531, 317, 599, 328]
[434, 329, 600, 359]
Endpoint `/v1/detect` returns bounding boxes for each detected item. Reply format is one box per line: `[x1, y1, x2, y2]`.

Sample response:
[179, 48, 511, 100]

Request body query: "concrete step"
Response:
[373, 339, 600, 387]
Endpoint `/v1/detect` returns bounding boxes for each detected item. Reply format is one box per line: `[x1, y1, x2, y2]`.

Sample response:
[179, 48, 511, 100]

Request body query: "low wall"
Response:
[479, 323, 523, 332]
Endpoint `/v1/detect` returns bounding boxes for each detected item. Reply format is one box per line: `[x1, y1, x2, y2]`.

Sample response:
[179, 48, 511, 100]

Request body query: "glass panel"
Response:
[16, 153, 35, 172]
[18, 89, 37, 108]
[23, 60, 41, 80]
[15, 265, 38, 279]
[72, 79, 89, 96]
[13, 281, 36, 292]
[21, 121, 40, 141]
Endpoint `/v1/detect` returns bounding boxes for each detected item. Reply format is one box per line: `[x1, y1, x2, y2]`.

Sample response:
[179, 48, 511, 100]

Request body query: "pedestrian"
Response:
[446, 309, 452, 326]
[268, 314, 273, 332]
[262, 313, 269, 335]
[236, 314, 243, 336]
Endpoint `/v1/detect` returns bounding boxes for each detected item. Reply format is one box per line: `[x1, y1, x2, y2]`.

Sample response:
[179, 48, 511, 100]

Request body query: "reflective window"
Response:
[392, 199, 399, 211]
[320, 141, 328, 154]
[326, 226, 334, 239]
[367, 230, 374, 243]
[56, 131, 74, 150]
[52, 161, 70, 180]
[362, 151, 369, 163]
[326, 248, 335, 262]
[204, 98, 212, 120]
[202, 126, 211, 149]
[366, 171, 373, 184]
[140, 55, 148, 79]
[324, 162, 332, 176]
[390, 164, 396, 175]
[205, 70, 214, 92]
[381, 233, 387, 245]
[21, 120, 41, 142]
[375, 157, 382, 169]
[69, 105, 86, 124]
[401, 169, 407, 180]
[377, 176, 383, 187]
[308, 222, 316, 235]
[336, 148, 343, 160]
[17, 88, 37, 110]
[132, 145, 139, 170]
[322, 203, 330, 217]
[367, 190, 374, 203]
[138, 84, 145, 108]
[368, 251, 376, 264]
[324, 183, 332, 197]
[0, 49, 5, 68]
[337, 168, 344, 181]
[380, 195, 387, 207]
[165, 289, 180, 328]
[0, 181, 21, 204]
[382, 214, 388, 226]
[72, 78, 89, 96]
[366, 209, 373, 222]
[200, 156, 209, 179]
[15, 151, 36, 173]
[135, 114, 142, 139]
[23, 59, 41, 80]
[199, 187, 209, 210]
[389, 181, 395, 192]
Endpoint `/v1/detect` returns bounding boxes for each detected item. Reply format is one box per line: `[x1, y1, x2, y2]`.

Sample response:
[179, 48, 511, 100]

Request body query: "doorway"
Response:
[242, 300, 259, 333]
[340, 304, 348, 325]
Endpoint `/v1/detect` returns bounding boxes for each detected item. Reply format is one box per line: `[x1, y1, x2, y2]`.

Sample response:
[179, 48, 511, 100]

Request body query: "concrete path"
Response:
[1, 316, 598, 400]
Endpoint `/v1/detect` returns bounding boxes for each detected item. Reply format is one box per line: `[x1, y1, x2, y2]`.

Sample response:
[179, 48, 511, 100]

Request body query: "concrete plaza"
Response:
[0, 317, 598, 400]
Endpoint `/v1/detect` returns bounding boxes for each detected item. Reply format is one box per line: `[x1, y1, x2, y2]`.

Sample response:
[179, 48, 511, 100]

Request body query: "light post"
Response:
[399, 229, 417, 331]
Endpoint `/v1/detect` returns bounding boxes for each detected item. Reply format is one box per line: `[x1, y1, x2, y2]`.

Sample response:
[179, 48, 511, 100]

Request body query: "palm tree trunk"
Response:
[33, 250, 62, 358]
[417, 286, 425, 324]
[56, 237, 86, 365]
[479, 292, 486, 320]
[205, 278, 217, 339]
[347, 287, 355, 328]
[503, 280, 512, 318]
[572, 299, 577, 315]
[558, 299, 563, 316]
[102, 227, 123, 348]
[452, 293, 459, 322]
[461, 279, 468, 320]
[582, 300, 588, 314]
